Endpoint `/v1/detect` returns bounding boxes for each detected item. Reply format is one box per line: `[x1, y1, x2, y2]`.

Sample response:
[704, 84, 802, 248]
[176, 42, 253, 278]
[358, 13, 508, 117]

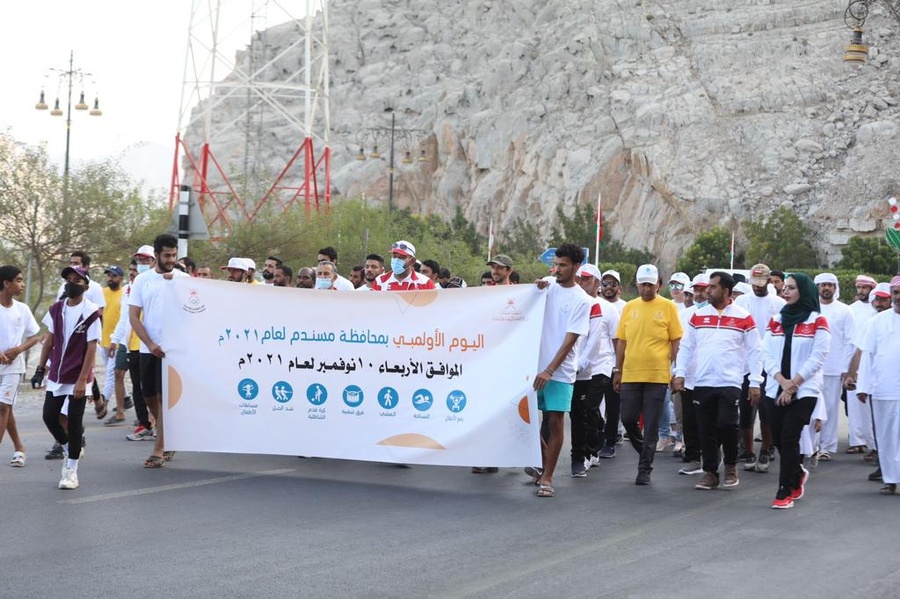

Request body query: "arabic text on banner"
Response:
[161, 280, 545, 466]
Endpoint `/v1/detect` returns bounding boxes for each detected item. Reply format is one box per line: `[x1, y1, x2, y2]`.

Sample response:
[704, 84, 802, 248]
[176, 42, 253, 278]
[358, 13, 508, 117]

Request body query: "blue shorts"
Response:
[537, 380, 574, 413]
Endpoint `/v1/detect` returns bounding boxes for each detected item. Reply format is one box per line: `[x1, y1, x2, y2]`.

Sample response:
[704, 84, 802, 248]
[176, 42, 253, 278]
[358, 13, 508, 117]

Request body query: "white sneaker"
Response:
[656, 437, 675, 452]
[59, 467, 79, 490]
[588, 455, 601, 468]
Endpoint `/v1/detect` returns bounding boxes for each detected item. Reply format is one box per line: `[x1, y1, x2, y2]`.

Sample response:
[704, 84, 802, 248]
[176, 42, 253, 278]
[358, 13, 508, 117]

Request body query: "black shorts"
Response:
[139, 353, 163, 398]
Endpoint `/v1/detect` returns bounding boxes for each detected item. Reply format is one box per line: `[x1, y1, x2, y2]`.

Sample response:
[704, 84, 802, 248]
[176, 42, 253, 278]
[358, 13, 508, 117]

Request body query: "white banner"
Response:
[161, 279, 544, 466]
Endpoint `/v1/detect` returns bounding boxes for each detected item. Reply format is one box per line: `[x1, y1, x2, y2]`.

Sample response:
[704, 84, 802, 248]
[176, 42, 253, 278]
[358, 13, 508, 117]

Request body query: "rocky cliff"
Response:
[185, 0, 900, 268]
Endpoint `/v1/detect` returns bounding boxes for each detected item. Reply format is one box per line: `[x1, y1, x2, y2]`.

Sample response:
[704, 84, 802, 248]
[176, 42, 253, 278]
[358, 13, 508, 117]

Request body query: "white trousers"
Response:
[819, 375, 842, 453]
[848, 391, 875, 448]
[873, 399, 900, 484]
[98, 344, 115, 400]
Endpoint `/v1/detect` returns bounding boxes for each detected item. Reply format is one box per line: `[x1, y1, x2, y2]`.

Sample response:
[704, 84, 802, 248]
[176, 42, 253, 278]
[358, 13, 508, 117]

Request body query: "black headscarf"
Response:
[780, 272, 820, 329]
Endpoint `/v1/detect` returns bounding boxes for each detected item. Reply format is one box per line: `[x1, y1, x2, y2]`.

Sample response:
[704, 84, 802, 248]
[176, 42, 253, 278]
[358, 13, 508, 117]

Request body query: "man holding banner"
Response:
[129, 234, 189, 468]
[531, 244, 592, 497]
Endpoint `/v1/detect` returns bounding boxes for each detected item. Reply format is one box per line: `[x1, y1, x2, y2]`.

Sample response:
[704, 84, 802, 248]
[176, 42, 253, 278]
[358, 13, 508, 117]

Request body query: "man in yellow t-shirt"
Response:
[613, 264, 683, 485]
[100, 266, 126, 424]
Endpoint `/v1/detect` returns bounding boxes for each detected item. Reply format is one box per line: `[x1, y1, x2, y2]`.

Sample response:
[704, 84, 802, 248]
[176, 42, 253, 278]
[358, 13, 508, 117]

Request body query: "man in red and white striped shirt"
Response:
[674, 271, 762, 490]
[370, 240, 436, 292]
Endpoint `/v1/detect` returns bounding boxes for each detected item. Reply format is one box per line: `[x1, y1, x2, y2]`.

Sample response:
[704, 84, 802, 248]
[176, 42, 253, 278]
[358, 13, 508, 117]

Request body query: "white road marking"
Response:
[58, 468, 296, 504]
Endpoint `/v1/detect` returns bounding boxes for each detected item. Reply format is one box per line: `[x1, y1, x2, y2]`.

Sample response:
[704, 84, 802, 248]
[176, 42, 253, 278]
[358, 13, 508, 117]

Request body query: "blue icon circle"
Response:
[446, 390, 467, 412]
[272, 381, 293, 403]
[411, 388, 433, 412]
[377, 387, 398, 410]
[343, 385, 364, 408]
[306, 383, 328, 405]
[237, 378, 259, 400]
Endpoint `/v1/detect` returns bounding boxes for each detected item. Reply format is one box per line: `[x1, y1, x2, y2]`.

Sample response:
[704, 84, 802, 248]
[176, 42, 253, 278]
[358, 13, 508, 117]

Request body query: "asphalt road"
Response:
[2, 384, 896, 599]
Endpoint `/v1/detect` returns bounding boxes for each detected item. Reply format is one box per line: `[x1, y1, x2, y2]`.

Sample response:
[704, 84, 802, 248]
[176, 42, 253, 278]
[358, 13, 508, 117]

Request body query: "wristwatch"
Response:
[612, 367, 621, 374]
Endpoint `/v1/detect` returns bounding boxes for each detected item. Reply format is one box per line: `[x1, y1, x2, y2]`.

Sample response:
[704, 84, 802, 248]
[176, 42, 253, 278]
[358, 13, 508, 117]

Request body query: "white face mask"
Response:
[136, 264, 151, 275]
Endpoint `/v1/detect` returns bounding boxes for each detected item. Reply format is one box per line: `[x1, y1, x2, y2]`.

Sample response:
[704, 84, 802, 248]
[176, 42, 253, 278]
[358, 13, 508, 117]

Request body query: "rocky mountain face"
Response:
[185, 0, 900, 269]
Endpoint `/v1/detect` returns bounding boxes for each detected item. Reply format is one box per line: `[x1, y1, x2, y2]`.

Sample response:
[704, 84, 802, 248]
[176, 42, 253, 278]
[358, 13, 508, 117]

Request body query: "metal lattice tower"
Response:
[171, 0, 331, 236]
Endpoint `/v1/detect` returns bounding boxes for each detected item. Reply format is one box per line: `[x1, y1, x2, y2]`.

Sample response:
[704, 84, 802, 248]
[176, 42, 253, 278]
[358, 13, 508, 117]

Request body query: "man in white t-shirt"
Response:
[129, 234, 189, 468]
[668, 272, 691, 312]
[0, 265, 42, 467]
[529, 243, 592, 497]
[317, 246, 355, 291]
[735, 263, 785, 471]
[35, 266, 101, 490]
[569, 263, 619, 478]
[56, 251, 108, 419]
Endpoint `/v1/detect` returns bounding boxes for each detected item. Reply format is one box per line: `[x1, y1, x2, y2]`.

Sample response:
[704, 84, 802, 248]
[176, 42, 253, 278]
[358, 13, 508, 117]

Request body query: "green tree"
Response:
[676, 226, 743, 275]
[835, 235, 899, 276]
[744, 206, 819, 269]
[0, 132, 167, 312]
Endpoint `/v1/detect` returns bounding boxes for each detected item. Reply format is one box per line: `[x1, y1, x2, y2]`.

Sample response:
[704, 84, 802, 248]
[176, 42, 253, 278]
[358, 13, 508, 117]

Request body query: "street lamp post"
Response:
[356, 108, 427, 212]
[35, 50, 102, 232]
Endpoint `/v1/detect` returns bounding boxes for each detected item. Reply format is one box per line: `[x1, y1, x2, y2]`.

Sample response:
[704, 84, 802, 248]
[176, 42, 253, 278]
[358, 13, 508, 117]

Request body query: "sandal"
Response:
[94, 397, 108, 420]
[817, 451, 831, 462]
[163, 451, 176, 462]
[846, 445, 868, 454]
[536, 484, 555, 498]
[864, 450, 878, 463]
[880, 484, 896, 495]
[143, 455, 165, 468]
[9, 451, 26, 468]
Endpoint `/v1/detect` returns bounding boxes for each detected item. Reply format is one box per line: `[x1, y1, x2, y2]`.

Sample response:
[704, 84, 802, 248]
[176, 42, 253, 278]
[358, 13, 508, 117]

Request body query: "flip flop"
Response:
[163, 451, 176, 462]
[94, 398, 108, 420]
[880, 484, 897, 495]
[143, 455, 165, 468]
[9, 451, 26, 467]
[846, 445, 867, 454]
[536, 484, 555, 498]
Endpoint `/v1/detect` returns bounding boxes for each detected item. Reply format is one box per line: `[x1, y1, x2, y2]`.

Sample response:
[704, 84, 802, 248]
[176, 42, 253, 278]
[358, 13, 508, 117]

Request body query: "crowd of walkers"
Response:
[1, 236, 897, 506]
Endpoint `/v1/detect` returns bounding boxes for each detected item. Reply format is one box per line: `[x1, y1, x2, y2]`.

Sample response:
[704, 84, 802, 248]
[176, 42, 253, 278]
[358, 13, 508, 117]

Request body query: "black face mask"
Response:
[65, 282, 86, 298]
[108, 281, 121, 291]
[262, 271, 274, 280]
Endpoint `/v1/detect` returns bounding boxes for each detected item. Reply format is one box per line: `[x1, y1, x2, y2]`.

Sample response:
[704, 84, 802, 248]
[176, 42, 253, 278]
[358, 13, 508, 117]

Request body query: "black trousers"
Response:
[763, 396, 816, 493]
[571, 374, 610, 462]
[694, 386, 741, 472]
[43, 392, 86, 460]
[621, 383, 668, 473]
[681, 388, 701, 462]
[128, 351, 151, 429]
[600, 383, 621, 448]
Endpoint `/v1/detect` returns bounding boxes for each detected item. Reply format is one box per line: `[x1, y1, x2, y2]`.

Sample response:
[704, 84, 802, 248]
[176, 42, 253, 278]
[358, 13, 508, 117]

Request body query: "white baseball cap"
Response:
[133, 245, 154, 258]
[244, 258, 257, 270]
[692, 273, 710, 287]
[578, 264, 602, 280]
[668, 272, 690, 287]
[601, 269, 621, 282]
[636, 264, 659, 284]
[220, 257, 248, 271]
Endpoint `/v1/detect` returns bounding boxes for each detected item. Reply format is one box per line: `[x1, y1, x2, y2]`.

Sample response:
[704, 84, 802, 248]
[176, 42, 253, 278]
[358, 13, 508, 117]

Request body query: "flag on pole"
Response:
[729, 231, 735, 270]
[595, 193, 603, 267]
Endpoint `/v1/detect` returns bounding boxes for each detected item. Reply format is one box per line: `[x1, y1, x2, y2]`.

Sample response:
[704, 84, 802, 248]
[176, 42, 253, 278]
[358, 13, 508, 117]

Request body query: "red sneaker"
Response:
[771, 496, 794, 509]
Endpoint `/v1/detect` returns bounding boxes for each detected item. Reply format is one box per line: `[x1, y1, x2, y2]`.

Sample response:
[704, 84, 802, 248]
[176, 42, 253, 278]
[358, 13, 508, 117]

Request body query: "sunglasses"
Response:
[669, 282, 684, 290]
[392, 242, 413, 253]
[601, 281, 619, 288]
